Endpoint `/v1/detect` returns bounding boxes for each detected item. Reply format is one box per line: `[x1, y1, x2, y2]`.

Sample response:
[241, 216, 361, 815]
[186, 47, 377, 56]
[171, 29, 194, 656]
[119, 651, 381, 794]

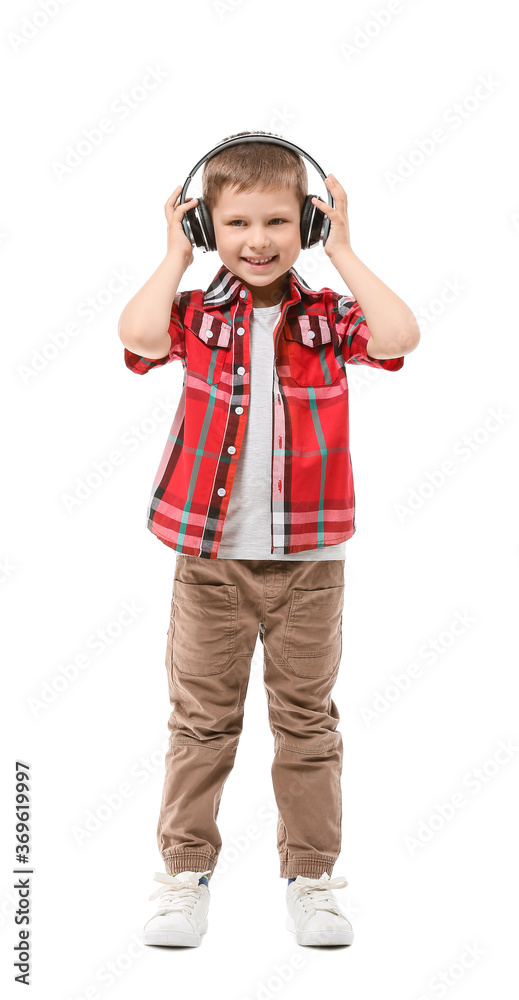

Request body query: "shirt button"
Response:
[217, 488, 226, 497]
[239, 289, 247, 298]
[237, 366, 245, 375]
[228, 446, 236, 454]
[235, 406, 243, 414]
[206, 331, 213, 338]
[307, 331, 315, 339]
[237, 327, 245, 336]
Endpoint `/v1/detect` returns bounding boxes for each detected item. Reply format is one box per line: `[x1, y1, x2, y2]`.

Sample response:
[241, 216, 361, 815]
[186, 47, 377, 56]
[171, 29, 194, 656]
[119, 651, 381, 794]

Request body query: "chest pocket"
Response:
[185, 307, 232, 386]
[284, 314, 342, 387]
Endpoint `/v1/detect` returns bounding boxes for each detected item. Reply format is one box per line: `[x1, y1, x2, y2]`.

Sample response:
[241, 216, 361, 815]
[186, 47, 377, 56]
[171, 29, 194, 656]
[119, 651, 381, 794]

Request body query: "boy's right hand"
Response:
[165, 185, 199, 266]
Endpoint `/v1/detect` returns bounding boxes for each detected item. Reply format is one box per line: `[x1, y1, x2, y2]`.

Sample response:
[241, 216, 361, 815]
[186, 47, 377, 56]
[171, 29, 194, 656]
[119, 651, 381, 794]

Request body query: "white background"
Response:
[1, 0, 518, 996]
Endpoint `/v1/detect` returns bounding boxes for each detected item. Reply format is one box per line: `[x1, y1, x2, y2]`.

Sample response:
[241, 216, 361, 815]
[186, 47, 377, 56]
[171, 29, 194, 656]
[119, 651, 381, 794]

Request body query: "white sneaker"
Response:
[143, 870, 212, 947]
[286, 872, 354, 946]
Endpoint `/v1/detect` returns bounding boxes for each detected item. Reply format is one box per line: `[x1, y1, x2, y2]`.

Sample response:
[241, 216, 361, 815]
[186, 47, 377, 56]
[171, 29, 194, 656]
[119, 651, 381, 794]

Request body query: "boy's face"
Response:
[211, 184, 302, 306]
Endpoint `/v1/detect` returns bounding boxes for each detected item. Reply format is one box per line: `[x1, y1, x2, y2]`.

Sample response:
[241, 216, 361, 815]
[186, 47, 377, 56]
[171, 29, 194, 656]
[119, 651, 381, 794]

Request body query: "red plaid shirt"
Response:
[124, 264, 404, 558]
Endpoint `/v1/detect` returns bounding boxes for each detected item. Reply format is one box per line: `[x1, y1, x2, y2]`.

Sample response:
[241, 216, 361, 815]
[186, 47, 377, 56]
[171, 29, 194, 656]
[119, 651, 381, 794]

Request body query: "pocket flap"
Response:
[185, 306, 232, 348]
[285, 313, 333, 348]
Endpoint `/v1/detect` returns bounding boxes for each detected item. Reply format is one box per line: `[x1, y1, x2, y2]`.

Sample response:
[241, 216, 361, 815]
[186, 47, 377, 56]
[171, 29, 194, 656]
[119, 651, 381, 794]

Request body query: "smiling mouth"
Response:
[241, 255, 278, 268]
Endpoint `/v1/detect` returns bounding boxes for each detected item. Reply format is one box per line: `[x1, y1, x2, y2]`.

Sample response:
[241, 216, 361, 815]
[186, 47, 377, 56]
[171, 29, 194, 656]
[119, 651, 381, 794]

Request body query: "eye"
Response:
[228, 218, 288, 226]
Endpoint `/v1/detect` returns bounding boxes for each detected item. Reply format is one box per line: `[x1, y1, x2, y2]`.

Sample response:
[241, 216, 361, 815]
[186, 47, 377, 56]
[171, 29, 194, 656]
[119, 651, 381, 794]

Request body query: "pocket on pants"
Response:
[282, 585, 344, 677]
[171, 580, 237, 675]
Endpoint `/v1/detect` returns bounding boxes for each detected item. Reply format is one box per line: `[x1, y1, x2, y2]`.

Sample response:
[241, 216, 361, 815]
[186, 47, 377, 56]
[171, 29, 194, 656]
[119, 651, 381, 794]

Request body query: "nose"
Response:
[247, 230, 271, 251]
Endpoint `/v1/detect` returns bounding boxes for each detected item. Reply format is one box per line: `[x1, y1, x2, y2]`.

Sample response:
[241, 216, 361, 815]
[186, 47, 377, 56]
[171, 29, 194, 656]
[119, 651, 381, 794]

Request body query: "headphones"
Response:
[180, 131, 335, 253]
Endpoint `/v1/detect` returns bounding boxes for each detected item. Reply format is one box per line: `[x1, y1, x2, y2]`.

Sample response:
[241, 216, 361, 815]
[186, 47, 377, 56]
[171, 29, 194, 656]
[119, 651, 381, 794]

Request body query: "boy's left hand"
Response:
[311, 174, 352, 259]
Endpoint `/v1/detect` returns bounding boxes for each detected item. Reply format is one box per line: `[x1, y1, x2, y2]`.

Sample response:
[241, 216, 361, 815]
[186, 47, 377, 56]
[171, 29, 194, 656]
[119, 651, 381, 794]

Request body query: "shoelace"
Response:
[290, 872, 349, 916]
[149, 870, 212, 916]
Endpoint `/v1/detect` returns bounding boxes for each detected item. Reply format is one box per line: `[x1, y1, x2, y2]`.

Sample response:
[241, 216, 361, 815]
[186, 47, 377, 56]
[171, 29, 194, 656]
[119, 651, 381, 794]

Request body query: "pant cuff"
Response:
[280, 854, 336, 879]
[162, 853, 217, 879]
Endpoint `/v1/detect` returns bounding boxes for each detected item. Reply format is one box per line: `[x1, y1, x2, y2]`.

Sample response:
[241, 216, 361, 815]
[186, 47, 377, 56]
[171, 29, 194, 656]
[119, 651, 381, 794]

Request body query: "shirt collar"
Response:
[203, 263, 323, 308]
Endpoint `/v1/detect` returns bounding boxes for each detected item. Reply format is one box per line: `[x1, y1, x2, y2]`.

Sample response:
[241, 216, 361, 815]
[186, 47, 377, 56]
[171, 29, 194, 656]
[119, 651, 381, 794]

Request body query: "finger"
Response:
[311, 196, 333, 214]
[325, 174, 347, 196]
[172, 189, 190, 202]
[167, 189, 184, 210]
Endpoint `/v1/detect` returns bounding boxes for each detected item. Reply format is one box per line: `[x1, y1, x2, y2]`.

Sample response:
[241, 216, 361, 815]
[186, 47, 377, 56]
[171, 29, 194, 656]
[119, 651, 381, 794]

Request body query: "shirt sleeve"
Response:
[331, 293, 404, 371]
[123, 292, 186, 375]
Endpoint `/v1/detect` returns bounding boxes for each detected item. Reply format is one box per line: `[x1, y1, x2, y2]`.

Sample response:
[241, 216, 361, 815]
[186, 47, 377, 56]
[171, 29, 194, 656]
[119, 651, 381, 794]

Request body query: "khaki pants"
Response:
[157, 554, 345, 880]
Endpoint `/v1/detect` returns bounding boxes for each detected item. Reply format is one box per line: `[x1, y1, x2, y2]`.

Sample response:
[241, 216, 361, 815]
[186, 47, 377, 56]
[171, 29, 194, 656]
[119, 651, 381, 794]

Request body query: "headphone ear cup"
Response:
[182, 206, 203, 249]
[182, 199, 216, 252]
[197, 199, 216, 252]
[301, 194, 328, 249]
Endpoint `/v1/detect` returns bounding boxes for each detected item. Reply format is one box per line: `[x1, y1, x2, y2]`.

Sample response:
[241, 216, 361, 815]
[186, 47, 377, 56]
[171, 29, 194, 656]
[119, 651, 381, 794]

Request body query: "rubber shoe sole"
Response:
[286, 914, 354, 946]
[143, 917, 208, 947]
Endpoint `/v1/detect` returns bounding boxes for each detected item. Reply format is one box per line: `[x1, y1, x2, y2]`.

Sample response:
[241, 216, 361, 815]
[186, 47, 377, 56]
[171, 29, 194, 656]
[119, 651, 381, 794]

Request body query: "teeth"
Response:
[245, 256, 274, 263]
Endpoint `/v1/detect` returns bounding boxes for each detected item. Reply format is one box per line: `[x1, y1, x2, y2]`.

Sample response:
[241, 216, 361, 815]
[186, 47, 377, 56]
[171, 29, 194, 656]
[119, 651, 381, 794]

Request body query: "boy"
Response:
[118, 136, 420, 948]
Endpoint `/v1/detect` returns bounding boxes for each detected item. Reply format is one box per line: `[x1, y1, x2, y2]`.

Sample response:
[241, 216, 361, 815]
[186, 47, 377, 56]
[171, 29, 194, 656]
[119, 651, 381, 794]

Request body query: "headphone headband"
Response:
[180, 132, 333, 209]
[180, 131, 334, 252]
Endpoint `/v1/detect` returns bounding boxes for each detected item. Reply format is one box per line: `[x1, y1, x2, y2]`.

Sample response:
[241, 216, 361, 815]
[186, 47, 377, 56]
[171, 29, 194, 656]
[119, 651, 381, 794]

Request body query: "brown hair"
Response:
[201, 131, 308, 217]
